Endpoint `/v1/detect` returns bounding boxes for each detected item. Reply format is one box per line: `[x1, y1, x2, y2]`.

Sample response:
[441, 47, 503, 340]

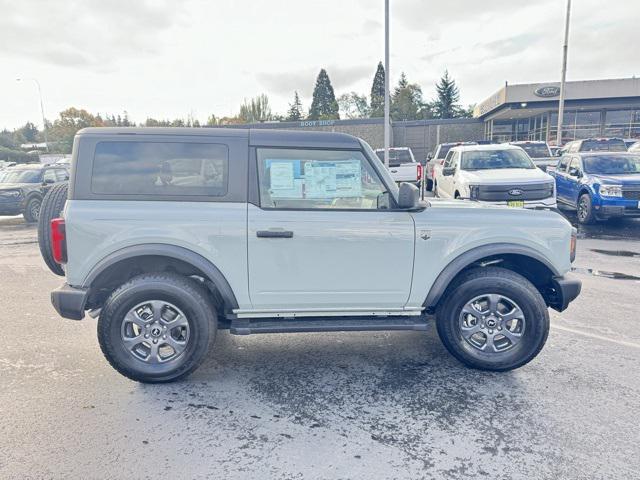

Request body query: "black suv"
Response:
[0, 164, 69, 222]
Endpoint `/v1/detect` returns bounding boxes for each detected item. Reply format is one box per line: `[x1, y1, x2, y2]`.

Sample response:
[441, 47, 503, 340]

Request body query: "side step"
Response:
[229, 316, 429, 335]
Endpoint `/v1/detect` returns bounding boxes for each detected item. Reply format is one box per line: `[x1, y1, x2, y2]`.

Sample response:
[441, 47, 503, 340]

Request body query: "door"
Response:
[247, 147, 415, 312]
[554, 155, 571, 204]
[565, 157, 583, 206]
[438, 151, 458, 198]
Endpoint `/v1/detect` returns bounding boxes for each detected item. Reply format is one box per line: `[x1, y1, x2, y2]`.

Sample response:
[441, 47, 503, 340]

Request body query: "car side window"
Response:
[443, 151, 455, 168]
[55, 169, 69, 181]
[43, 169, 57, 183]
[257, 148, 388, 210]
[568, 157, 582, 176]
[558, 156, 570, 172]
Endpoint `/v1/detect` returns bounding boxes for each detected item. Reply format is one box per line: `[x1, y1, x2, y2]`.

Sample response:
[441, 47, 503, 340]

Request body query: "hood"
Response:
[460, 168, 553, 185]
[0, 182, 36, 190]
[589, 173, 640, 185]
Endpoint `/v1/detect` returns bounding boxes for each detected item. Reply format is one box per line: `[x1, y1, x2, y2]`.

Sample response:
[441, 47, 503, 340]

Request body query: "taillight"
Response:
[50, 218, 67, 264]
[417, 164, 423, 180]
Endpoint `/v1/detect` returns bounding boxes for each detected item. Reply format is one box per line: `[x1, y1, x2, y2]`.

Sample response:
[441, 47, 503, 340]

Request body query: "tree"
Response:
[391, 73, 425, 121]
[16, 122, 39, 143]
[286, 91, 304, 121]
[308, 69, 339, 120]
[239, 94, 273, 123]
[338, 92, 370, 119]
[370, 61, 386, 118]
[48, 107, 104, 153]
[432, 70, 462, 119]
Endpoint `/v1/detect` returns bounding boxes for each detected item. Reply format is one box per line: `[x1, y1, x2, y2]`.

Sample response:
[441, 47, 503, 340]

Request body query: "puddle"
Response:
[590, 249, 640, 258]
[571, 267, 640, 281]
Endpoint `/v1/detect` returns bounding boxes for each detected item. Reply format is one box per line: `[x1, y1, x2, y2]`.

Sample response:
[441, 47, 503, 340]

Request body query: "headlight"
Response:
[0, 190, 21, 198]
[469, 185, 480, 200]
[599, 185, 622, 197]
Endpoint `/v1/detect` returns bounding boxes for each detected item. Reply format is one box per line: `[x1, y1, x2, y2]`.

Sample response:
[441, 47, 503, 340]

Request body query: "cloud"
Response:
[0, 0, 187, 70]
[256, 64, 374, 98]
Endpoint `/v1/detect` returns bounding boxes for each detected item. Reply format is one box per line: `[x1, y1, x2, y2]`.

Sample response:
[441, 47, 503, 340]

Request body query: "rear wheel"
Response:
[37, 183, 68, 276]
[98, 273, 217, 383]
[577, 193, 595, 224]
[436, 267, 549, 371]
[23, 196, 42, 223]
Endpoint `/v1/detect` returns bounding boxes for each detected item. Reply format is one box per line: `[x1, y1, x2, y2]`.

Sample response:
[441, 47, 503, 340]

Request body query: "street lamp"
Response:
[16, 77, 49, 152]
[383, 0, 390, 168]
[556, 0, 572, 147]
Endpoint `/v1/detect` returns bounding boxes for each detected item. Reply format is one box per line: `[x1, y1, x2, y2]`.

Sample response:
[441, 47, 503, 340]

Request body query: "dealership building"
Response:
[474, 77, 640, 144]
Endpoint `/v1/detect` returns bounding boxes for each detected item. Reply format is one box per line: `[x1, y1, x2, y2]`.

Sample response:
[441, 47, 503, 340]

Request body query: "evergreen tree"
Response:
[286, 91, 303, 121]
[308, 69, 339, 120]
[432, 70, 461, 119]
[370, 61, 386, 117]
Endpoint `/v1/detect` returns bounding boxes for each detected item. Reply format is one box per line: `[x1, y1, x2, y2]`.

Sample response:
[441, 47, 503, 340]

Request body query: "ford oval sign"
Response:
[508, 189, 523, 196]
[534, 86, 561, 98]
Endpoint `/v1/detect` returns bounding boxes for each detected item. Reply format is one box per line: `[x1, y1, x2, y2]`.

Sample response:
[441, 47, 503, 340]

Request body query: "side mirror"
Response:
[397, 182, 420, 209]
[376, 191, 390, 210]
[568, 168, 582, 178]
[43, 178, 55, 185]
[427, 153, 433, 160]
[442, 166, 456, 176]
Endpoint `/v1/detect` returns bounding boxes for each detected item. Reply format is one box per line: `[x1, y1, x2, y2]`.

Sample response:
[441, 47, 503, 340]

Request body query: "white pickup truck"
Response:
[375, 147, 422, 187]
[434, 144, 557, 209]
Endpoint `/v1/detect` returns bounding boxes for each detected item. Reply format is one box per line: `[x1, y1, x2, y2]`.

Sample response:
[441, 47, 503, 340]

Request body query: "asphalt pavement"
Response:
[0, 214, 639, 480]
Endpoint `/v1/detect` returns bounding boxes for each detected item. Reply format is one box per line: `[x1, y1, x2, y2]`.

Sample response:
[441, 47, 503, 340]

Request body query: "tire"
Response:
[23, 195, 42, 223]
[37, 183, 68, 276]
[577, 193, 595, 224]
[435, 267, 549, 372]
[98, 273, 217, 383]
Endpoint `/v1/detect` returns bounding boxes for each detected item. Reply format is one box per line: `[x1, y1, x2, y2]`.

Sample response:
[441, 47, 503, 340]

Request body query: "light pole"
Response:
[383, 0, 390, 168]
[16, 77, 49, 152]
[556, 0, 572, 147]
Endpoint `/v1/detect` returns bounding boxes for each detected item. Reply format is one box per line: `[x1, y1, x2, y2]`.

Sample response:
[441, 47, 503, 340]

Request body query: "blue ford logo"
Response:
[508, 189, 523, 196]
[534, 86, 561, 97]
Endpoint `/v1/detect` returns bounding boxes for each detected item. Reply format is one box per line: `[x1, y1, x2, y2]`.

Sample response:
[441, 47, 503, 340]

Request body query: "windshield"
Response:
[436, 145, 454, 159]
[517, 143, 551, 158]
[583, 155, 640, 175]
[0, 169, 41, 183]
[461, 149, 535, 170]
[375, 149, 413, 167]
[580, 139, 627, 152]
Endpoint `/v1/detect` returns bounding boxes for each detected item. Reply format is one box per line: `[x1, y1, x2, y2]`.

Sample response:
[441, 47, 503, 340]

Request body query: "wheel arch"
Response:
[82, 244, 239, 315]
[423, 244, 560, 313]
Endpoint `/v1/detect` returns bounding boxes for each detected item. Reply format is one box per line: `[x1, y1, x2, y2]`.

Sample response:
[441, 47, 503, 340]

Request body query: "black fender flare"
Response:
[82, 244, 239, 312]
[422, 243, 560, 311]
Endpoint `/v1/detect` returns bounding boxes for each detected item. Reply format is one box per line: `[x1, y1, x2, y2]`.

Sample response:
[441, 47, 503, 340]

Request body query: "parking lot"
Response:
[0, 213, 639, 480]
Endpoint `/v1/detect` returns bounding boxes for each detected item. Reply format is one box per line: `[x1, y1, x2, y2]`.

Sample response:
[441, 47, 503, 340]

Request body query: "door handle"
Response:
[256, 230, 294, 238]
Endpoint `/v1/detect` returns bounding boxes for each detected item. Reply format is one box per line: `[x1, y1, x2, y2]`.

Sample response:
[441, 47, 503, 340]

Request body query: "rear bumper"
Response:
[51, 283, 89, 320]
[549, 274, 582, 312]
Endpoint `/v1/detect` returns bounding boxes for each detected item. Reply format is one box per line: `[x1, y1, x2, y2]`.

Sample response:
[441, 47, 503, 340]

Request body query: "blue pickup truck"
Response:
[549, 152, 640, 224]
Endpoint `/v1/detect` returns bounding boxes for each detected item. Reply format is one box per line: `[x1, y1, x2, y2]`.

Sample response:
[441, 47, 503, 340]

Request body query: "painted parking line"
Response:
[552, 323, 640, 350]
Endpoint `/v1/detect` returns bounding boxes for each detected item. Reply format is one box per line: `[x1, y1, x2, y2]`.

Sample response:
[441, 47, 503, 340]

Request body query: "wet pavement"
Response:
[1, 215, 639, 479]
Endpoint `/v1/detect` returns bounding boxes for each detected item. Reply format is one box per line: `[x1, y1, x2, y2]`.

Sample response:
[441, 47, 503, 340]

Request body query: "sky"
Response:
[1, 0, 639, 130]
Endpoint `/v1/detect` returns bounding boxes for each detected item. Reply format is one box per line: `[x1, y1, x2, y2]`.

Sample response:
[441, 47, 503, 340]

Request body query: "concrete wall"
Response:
[226, 117, 483, 160]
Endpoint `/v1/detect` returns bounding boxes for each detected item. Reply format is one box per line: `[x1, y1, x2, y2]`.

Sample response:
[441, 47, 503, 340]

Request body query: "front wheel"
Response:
[577, 193, 595, 224]
[436, 267, 549, 371]
[23, 196, 42, 223]
[98, 273, 217, 383]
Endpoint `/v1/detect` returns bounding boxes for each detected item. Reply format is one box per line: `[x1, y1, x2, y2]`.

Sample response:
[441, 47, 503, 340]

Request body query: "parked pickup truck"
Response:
[434, 144, 557, 209]
[426, 142, 477, 190]
[509, 141, 556, 171]
[549, 152, 640, 223]
[374, 147, 422, 187]
[46, 127, 580, 383]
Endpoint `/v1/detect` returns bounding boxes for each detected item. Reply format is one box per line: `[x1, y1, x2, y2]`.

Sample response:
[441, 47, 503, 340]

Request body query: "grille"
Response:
[477, 182, 554, 202]
[622, 187, 640, 201]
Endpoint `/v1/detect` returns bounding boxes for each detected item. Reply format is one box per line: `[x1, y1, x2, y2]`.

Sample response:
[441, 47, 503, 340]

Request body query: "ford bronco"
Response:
[47, 127, 581, 383]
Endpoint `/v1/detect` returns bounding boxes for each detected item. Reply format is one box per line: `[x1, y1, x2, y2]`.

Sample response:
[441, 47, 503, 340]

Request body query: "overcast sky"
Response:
[1, 0, 638, 130]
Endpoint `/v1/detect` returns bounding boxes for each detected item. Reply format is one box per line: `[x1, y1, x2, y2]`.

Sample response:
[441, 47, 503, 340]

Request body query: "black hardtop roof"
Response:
[76, 127, 362, 149]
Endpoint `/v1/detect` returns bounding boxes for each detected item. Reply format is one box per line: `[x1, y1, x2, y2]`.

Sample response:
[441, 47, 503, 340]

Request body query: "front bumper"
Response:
[51, 283, 89, 320]
[593, 200, 640, 219]
[0, 197, 24, 215]
[549, 274, 582, 312]
[477, 197, 557, 209]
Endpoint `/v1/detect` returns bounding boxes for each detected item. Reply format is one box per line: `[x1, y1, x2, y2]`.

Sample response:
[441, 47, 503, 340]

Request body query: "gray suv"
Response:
[48, 127, 581, 383]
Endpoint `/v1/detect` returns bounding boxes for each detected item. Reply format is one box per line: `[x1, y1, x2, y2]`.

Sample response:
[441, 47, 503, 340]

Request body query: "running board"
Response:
[229, 316, 429, 335]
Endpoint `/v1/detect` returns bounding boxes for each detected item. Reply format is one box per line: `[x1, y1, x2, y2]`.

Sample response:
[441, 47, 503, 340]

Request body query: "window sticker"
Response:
[267, 160, 304, 199]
